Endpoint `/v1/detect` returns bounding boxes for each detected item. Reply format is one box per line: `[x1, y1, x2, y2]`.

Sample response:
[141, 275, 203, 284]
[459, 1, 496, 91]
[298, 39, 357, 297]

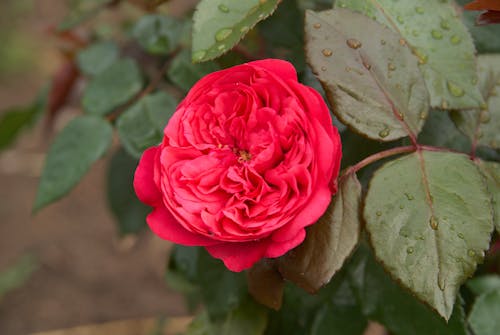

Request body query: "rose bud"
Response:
[134, 59, 342, 271]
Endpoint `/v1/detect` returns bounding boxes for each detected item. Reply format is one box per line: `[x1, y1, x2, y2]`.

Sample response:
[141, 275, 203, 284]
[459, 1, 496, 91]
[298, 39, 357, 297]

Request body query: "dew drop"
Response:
[468, 249, 476, 257]
[362, 60, 371, 70]
[450, 35, 462, 45]
[240, 26, 249, 33]
[313, 23, 321, 29]
[192, 49, 207, 62]
[419, 111, 427, 119]
[380, 39, 386, 45]
[338, 1, 347, 8]
[215, 28, 233, 42]
[440, 19, 450, 30]
[322, 48, 333, 57]
[413, 48, 428, 65]
[218, 4, 229, 13]
[480, 110, 490, 123]
[441, 99, 449, 109]
[397, 15, 404, 24]
[321, 66, 327, 71]
[346, 38, 362, 49]
[258, 13, 265, 19]
[446, 81, 465, 97]
[457, 232, 464, 239]
[217, 44, 226, 50]
[431, 29, 443, 40]
[376, 211, 382, 216]
[399, 38, 406, 46]
[407, 247, 414, 254]
[404, 193, 414, 200]
[388, 63, 396, 71]
[378, 127, 390, 138]
[399, 204, 405, 209]
[415, 6, 424, 14]
[430, 216, 439, 230]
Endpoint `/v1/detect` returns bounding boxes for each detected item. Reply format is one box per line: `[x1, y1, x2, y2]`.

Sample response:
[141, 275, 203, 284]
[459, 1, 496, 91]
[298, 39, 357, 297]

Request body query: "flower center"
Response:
[237, 150, 252, 162]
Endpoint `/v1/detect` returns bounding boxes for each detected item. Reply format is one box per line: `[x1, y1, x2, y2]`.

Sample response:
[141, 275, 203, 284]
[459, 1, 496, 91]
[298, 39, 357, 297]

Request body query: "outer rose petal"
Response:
[134, 147, 162, 206]
[465, 0, 500, 11]
[148, 207, 219, 246]
[248, 59, 298, 82]
[206, 240, 269, 272]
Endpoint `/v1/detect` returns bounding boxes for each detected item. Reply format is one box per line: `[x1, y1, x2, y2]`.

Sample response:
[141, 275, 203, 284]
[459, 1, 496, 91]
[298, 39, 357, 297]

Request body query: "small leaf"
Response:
[167, 50, 220, 92]
[132, 15, 183, 55]
[34, 116, 113, 212]
[336, 0, 484, 109]
[222, 299, 268, 335]
[305, 9, 429, 141]
[82, 58, 143, 116]
[0, 255, 38, 299]
[467, 275, 500, 296]
[185, 311, 222, 335]
[476, 160, 500, 233]
[347, 245, 468, 335]
[107, 148, 150, 235]
[247, 260, 284, 310]
[364, 150, 494, 319]
[468, 289, 500, 335]
[116, 91, 177, 158]
[278, 172, 362, 293]
[77, 41, 119, 76]
[192, 0, 281, 62]
[451, 55, 500, 150]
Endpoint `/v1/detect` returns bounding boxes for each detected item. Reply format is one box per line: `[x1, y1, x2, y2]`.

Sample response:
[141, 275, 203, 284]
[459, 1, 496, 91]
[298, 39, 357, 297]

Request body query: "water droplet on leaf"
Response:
[313, 23, 321, 29]
[457, 232, 464, 239]
[397, 15, 404, 24]
[218, 4, 229, 13]
[446, 81, 465, 97]
[440, 19, 450, 30]
[346, 38, 362, 49]
[430, 216, 439, 230]
[407, 247, 414, 254]
[431, 30, 443, 39]
[450, 35, 462, 45]
[215, 28, 233, 42]
[378, 127, 390, 138]
[322, 48, 333, 57]
[404, 193, 414, 200]
[192, 50, 207, 62]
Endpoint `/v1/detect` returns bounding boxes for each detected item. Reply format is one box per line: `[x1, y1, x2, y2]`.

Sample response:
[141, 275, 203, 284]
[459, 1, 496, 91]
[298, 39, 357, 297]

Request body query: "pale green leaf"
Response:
[192, 0, 280, 62]
[77, 41, 119, 76]
[364, 150, 494, 319]
[34, 116, 113, 211]
[451, 55, 500, 150]
[335, 0, 484, 109]
[305, 9, 429, 141]
[278, 172, 362, 293]
[468, 289, 500, 335]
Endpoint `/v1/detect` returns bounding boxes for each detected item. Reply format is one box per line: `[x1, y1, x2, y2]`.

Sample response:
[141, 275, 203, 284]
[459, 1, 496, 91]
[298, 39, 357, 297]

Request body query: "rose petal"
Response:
[248, 59, 298, 82]
[134, 147, 162, 206]
[206, 240, 269, 272]
[147, 206, 219, 246]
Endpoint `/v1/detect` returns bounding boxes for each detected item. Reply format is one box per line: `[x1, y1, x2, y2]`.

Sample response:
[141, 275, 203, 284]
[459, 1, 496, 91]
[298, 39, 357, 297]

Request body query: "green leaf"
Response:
[34, 116, 113, 212]
[185, 311, 222, 335]
[0, 255, 38, 299]
[82, 58, 143, 116]
[221, 299, 268, 335]
[132, 14, 183, 55]
[364, 150, 494, 319]
[335, 0, 484, 110]
[347, 244, 468, 335]
[476, 160, 500, 233]
[305, 9, 429, 141]
[468, 289, 500, 335]
[116, 91, 177, 158]
[467, 275, 500, 296]
[278, 173, 362, 293]
[167, 50, 220, 92]
[107, 148, 149, 235]
[58, 0, 112, 31]
[192, 0, 281, 62]
[247, 260, 284, 310]
[77, 41, 119, 76]
[456, 0, 500, 53]
[451, 55, 500, 150]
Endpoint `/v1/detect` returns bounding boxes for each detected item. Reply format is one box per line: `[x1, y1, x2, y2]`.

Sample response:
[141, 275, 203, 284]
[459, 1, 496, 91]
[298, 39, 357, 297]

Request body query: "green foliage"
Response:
[107, 148, 150, 235]
[77, 41, 119, 76]
[192, 0, 281, 62]
[364, 150, 493, 319]
[167, 50, 220, 92]
[335, 0, 484, 110]
[0, 255, 38, 300]
[82, 58, 143, 116]
[132, 15, 184, 55]
[305, 9, 429, 141]
[467, 275, 500, 296]
[34, 116, 113, 212]
[116, 91, 177, 158]
[476, 160, 500, 233]
[58, 0, 112, 31]
[278, 173, 361, 293]
[468, 289, 500, 335]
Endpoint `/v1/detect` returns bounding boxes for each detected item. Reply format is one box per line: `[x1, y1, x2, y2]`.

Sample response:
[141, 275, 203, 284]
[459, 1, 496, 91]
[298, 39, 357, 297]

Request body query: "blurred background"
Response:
[0, 1, 191, 334]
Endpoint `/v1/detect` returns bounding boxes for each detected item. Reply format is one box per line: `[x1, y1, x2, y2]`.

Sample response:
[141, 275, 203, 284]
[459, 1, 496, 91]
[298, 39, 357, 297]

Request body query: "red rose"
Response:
[134, 59, 342, 271]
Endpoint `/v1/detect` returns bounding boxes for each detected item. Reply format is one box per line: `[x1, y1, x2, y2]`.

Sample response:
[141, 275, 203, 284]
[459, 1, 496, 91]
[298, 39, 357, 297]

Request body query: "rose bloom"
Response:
[134, 59, 341, 271]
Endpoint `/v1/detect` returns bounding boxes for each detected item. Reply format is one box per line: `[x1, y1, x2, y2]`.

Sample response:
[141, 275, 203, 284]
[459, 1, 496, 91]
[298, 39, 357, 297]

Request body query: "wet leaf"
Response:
[364, 150, 494, 319]
[305, 9, 428, 141]
[192, 0, 281, 62]
[278, 172, 362, 293]
[336, 0, 484, 109]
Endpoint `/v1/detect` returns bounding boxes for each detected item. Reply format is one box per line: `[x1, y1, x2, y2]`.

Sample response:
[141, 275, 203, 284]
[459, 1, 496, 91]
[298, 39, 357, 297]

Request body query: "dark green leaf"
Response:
[335, 0, 484, 110]
[77, 41, 119, 76]
[116, 91, 177, 158]
[167, 50, 220, 92]
[0, 254, 38, 299]
[305, 9, 429, 141]
[107, 148, 149, 235]
[467, 275, 500, 296]
[132, 14, 183, 55]
[347, 244, 468, 335]
[451, 55, 500, 150]
[221, 299, 268, 335]
[82, 58, 143, 116]
[192, 0, 281, 62]
[476, 160, 500, 233]
[364, 150, 494, 319]
[468, 289, 500, 335]
[247, 260, 284, 310]
[278, 173, 361, 293]
[185, 311, 222, 335]
[34, 116, 113, 211]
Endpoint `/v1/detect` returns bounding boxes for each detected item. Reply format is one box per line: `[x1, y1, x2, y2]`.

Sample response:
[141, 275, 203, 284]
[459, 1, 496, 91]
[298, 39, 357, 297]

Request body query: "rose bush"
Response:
[134, 59, 341, 271]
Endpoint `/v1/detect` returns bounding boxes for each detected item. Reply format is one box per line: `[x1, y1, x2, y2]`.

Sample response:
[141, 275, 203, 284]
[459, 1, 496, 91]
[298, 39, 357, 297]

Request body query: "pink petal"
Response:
[147, 206, 219, 246]
[248, 59, 298, 82]
[134, 147, 162, 206]
[205, 240, 269, 272]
